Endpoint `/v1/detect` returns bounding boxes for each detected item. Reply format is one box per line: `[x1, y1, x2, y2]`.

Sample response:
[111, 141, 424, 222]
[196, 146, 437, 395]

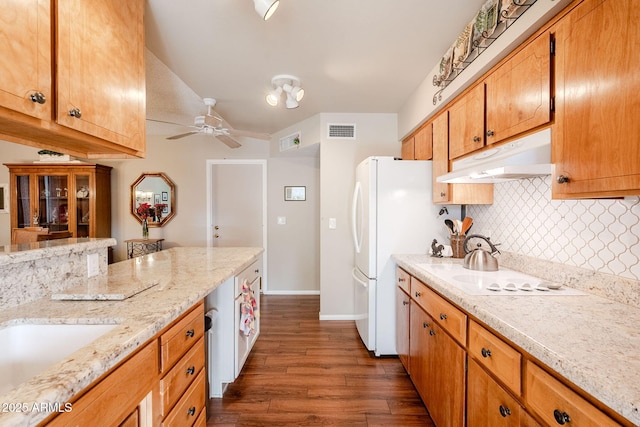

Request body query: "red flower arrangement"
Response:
[136, 202, 151, 219]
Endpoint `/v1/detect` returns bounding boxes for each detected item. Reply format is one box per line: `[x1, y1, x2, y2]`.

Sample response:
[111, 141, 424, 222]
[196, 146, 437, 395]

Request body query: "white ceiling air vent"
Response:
[327, 123, 356, 140]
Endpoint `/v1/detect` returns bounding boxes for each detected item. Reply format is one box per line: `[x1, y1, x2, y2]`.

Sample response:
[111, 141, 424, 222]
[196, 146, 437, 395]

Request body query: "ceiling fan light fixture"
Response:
[254, 0, 279, 21]
[268, 74, 304, 109]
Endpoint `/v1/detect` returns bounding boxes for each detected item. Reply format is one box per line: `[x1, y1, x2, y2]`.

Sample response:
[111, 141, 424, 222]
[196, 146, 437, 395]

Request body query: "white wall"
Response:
[318, 113, 400, 319]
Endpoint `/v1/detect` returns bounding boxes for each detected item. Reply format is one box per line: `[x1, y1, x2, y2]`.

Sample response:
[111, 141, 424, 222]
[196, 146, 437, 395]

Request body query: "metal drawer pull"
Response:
[188, 406, 197, 416]
[415, 291, 422, 297]
[499, 405, 511, 417]
[398, 277, 406, 282]
[429, 329, 436, 336]
[185, 329, 195, 338]
[403, 301, 409, 306]
[439, 313, 447, 320]
[30, 92, 46, 104]
[186, 366, 195, 375]
[68, 108, 82, 118]
[473, 135, 481, 142]
[553, 409, 571, 425]
[423, 322, 429, 329]
[481, 347, 492, 358]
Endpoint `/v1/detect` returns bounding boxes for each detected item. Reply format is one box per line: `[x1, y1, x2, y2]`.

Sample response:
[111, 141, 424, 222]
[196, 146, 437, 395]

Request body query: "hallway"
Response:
[207, 295, 434, 426]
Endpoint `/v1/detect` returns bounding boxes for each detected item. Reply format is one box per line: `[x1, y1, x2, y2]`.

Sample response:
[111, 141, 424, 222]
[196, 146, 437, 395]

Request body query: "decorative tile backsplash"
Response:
[467, 176, 640, 281]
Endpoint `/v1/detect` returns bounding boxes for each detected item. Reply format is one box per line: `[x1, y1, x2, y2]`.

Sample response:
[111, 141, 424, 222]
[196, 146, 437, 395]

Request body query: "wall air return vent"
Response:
[327, 123, 356, 140]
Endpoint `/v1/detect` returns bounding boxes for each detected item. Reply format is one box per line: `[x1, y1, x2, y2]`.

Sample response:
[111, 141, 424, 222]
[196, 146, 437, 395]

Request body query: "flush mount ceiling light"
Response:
[254, 0, 279, 20]
[266, 74, 305, 109]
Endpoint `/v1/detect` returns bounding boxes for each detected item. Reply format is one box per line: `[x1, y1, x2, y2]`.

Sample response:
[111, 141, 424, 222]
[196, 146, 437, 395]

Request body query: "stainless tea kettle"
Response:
[463, 234, 500, 271]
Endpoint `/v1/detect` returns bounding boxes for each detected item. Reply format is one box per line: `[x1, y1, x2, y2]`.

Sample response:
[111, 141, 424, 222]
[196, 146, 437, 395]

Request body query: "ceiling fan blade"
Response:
[204, 111, 270, 141]
[166, 131, 200, 140]
[146, 118, 185, 126]
[216, 134, 242, 149]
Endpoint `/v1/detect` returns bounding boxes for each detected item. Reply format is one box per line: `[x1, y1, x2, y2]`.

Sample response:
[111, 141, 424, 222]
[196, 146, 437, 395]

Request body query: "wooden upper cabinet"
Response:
[414, 123, 433, 160]
[0, 1, 145, 158]
[485, 31, 552, 145]
[402, 123, 432, 160]
[553, 0, 640, 198]
[56, 0, 146, 153]
[448, 83, 485, 160]
[432, 111, 493, 205]
[0, 0, 52, 121]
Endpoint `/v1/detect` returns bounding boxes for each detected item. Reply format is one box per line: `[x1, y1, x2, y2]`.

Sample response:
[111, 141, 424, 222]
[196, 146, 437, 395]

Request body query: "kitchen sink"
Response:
[0, 323, 118, 396]
[416, 263, 585, 296]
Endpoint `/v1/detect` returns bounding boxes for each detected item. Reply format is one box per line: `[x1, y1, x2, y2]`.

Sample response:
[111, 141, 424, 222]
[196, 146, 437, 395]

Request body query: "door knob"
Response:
[214, 234, 220, 238]
[214, 225, 220, 230]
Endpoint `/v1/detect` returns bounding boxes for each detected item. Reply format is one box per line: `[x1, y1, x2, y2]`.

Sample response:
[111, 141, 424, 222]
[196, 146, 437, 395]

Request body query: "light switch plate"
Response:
[329, 218, 337, 229]
[87, 253, 99, 277]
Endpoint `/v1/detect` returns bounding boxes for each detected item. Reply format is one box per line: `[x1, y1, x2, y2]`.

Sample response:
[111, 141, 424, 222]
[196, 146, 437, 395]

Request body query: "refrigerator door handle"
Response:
[351, 181, 363, 254]
[352, 268, 368, 288]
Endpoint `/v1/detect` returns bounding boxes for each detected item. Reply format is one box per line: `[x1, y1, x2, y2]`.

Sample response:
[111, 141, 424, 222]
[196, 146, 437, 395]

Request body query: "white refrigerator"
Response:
[351, 156, 456, 356]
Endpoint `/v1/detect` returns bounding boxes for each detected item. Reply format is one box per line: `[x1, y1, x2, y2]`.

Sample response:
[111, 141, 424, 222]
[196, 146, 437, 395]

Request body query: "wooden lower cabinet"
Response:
[43, 302, 206, 427]
[395, 285, 410, 371]
[409, 303, 465, 427]
[468, 358, 539, 427]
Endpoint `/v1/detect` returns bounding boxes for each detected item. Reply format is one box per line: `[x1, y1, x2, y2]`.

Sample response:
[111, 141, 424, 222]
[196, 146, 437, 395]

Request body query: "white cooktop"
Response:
[417, 263, 586, 296]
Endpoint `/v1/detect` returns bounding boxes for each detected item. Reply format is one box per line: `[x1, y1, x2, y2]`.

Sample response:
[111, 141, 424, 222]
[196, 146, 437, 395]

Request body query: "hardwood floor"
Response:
[207, 295, 435, 426]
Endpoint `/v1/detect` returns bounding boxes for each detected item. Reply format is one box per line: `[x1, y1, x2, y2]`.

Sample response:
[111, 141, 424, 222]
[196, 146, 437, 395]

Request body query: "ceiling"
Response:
[145, 0, 488, 138]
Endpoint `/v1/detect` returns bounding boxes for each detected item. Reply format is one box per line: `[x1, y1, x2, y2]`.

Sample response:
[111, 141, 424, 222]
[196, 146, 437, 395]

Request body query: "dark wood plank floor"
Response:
[207, 295, 435, 426]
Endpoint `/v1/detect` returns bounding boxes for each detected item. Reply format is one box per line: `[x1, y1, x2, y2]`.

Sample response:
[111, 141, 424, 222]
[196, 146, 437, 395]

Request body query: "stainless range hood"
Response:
[437, 128, 552, 184]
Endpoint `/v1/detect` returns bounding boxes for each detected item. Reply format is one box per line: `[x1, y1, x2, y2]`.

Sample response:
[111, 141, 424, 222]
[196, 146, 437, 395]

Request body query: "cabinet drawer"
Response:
[396, 267, 410, 293]
[236, 258, 261, 295]
[525, 361, 621, 427]
[410, 277, 467, 345]
[161, 303, 205, 373]
[162, 370, 206, 427]
[160, 336, 205, 416]
[469, 320, 521, 395]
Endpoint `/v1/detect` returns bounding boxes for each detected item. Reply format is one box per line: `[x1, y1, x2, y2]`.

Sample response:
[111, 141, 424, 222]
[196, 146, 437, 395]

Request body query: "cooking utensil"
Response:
[444, 219, 455, 235]
[454, 219, 463, 234]
[463, 234, 500, 271]
[460, 217, 473, 235]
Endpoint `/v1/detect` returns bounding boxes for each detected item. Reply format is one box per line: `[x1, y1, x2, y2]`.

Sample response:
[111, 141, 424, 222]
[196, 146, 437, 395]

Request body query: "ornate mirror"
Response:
[130, 172, 176, 227]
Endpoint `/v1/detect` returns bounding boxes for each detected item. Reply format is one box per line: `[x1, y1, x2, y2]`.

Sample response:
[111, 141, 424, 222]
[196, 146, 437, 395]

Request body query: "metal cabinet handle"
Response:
[398, 277, 406, 282]
[473, 135, 481, 142]
[429, 329, 436, 336]
[69, 108, 82, 118]
[186, 366, 195, 375]
[30, 92, 46, 104]
[499, 405, 512, 417]
[440, 192, 446, 198]
[185, 329, 195, 338]
[487, 130, 495, 137]
[553, 409, 571, 425]
[439, 313, 447, 320]
[187, 406, 197, 416]
[415, 291, 422, 297]
[556, 175, 570, 184]
[403, 301, 409, 306]
[255, 269, 260, 274]
[423, 321, 429, 328]
[481, 347, 492, 358]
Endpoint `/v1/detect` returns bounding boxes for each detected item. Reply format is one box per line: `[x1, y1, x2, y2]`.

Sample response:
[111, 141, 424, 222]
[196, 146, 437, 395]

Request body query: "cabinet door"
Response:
[485, 32, 551, 145]
[414, 123, 433, 160]
[409, 304, 433, 405]
[449, 83, 485, 159]
[553, 0, 640, 198]
[432, 112, 451, 204]
[401, 137, 415, 160]
[0, 0, 52, 120]
[37, 174, 70, 233]
[56, 0, 146, 152]
[468, 358, 522, 427]
[395, 286, 410, 371]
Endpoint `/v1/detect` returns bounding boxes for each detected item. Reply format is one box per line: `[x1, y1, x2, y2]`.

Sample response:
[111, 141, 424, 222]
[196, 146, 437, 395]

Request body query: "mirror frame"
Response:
[130, 172, 176, 227]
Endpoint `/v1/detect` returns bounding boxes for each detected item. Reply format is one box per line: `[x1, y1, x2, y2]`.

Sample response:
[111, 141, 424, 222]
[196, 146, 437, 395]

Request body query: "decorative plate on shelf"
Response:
[473, 0, 499, 47]
[499, 0, 522, 20]
[453, 20, 474, 69]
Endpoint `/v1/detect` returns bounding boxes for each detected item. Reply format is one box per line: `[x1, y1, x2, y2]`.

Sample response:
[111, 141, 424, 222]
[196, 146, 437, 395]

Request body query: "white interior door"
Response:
[208, 161, 265, 248]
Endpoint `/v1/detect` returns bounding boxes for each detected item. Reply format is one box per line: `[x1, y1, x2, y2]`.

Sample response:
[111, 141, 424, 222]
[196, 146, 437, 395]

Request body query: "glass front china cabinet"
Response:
[5, 163, 112, 242]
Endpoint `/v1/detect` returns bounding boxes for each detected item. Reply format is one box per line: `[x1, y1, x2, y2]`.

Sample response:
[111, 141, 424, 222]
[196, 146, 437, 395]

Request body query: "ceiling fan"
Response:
[147, 98, 269, 148]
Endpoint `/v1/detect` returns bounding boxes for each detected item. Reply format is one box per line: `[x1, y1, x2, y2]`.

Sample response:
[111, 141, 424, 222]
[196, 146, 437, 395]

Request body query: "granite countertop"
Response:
[393, 254, 640, 426]
[0, 246, 263, 427]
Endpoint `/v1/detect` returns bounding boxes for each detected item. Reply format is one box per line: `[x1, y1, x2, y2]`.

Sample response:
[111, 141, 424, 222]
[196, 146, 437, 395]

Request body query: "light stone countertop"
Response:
[393, 254, 640, 426]
[0, 246, 263, 427]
